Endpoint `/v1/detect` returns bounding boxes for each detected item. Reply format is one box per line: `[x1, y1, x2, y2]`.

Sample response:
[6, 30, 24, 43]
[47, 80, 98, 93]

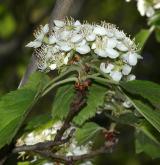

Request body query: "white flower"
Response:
[110, 71, 122, 82]
[86, 33, 96, 41]
[100, 63, 114, 73]
[127, 74, 136, 81]
[54, 20, 65, 28]
[106, 48, 119, 59]
[123, 100, 132, 108]
[26, 24, 49, 48]
[92, 36, 119, 58]
[116, 42, 128, 51]
[122, 52, 140, 66]
[43, 163, 54, 165]
[93, 26, 107, 36]
[126, 0, 159, 17]
[49, 64, 57, 70]
[122, 64, 132, 75]
[48, 35, 57, 44]
[76, 44, 91, 54]
[26, 41, 42, 48]
[71, 34, 83, 43]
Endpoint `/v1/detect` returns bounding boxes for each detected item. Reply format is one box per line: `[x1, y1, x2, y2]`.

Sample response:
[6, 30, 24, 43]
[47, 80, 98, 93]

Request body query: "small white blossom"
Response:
[122, 64, 132, 75]
[93, 26, 107, 36]
[123, 100, 132, 108]
[110, 71, 123, 82]
[126, 0, 160, 17]
[54, 20, 65, 28]
[49, 64, 57, 70]
[127, 74, 136, 81]
[100, 63, 114, 73]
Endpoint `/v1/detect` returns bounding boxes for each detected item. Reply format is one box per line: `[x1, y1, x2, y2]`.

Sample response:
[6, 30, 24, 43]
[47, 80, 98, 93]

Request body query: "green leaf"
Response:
[155, 27, 160, 42]
[73, 83, 106, 125]
[121, 80, 160, 109]
[131, 100, 160, 133]
[75, 122, 102, 145]
[135, 125, 160, 159]
[0, 72, 49, 149]
[148, 12, 160, 26]
[135, 28, 153, 51]
[25, 113, 52, 132]
[52, 83, 75, 120]
[105, 112, 139, 126]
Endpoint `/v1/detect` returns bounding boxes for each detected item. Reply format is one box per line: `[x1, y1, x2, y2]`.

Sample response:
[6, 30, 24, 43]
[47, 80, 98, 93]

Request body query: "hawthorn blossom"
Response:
[26, 18, 141, 81]
[16, 121, 92, 165]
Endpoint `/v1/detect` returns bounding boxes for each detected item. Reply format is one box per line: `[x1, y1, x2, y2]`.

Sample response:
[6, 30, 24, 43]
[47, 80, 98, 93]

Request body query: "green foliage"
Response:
[155, 27, 160, 42]
[121, 80, 160, 109]
[0, 72, 49, 149]
[135, 28, 153, 51]
[75, 122, 103, 145]
[25, 113, 52, 132]
[132, 100, 160, 133]
[105, 112, 139, 126]
[52, 83, 75, 120]
[135, 123, 160, 159]
[0, 5, 16, 38]
[73, 83, 107, 125]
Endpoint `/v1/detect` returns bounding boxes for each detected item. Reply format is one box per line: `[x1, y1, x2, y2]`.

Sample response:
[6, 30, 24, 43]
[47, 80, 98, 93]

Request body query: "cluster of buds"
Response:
[26, 18, 141, 82]
[16, 121, 93, 165]
[126, 0, 160, 17]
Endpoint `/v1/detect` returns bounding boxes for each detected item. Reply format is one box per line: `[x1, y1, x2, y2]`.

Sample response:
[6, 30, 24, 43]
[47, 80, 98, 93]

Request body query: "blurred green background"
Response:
[0, 0, 160, 164]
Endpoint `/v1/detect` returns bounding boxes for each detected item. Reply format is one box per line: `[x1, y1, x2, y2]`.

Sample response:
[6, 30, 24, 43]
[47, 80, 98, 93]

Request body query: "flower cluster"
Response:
[126, 0, 160, 17]
[26, 18, 141, 81]
[16, 121, 93, 165]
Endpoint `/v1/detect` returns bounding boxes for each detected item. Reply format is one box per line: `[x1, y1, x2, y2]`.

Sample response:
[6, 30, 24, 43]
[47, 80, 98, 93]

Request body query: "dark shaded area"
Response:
[0, 0, 160, 164]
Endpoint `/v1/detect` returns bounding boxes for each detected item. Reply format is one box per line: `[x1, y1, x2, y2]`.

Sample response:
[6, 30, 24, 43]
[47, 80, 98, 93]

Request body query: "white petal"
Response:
[146, 7, 155, 17]
[93, 26, 106, 36]
[91, 43, 96, 49]
[60, 30, 71, 40]
[107, 38, 117, 48]
[74, 20, 81, 26]
[137, 0, 146, 16]
[116, 42, 128, 51]
[127, 74, 136, 81]
[128, 53, 138, 66]
[106, 48, 119, 59]
[54, 20, 65, 28]
[35, 33, 44, 41]
[49, 64, 57, 70]
[122, 64, 132, 75]
[48, 35, 56, 44]
[106, 29, 114, 37]
[110, 71, 122, 82]
[114, 31, 125, 40]
[77, 39, 87, 46]
[94, 49, 108, 57]
[123, 100, 132, 108]
[86, 33, 96, 41]
[42, 24, 49, 34]
[64, 53, 71, 64]
[76, 44, 90, 54]
[100, 63, 114, 73]
[58, 42, 72, 52]
[25, 40, 42, 48]
[71, 34, 83, 43]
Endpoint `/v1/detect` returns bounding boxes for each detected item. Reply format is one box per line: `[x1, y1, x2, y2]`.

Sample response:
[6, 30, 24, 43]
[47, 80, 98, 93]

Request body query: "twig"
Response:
[35, 146, 113, 164]
[13, 129, 75, 153]
[53, 89, 87, 142]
